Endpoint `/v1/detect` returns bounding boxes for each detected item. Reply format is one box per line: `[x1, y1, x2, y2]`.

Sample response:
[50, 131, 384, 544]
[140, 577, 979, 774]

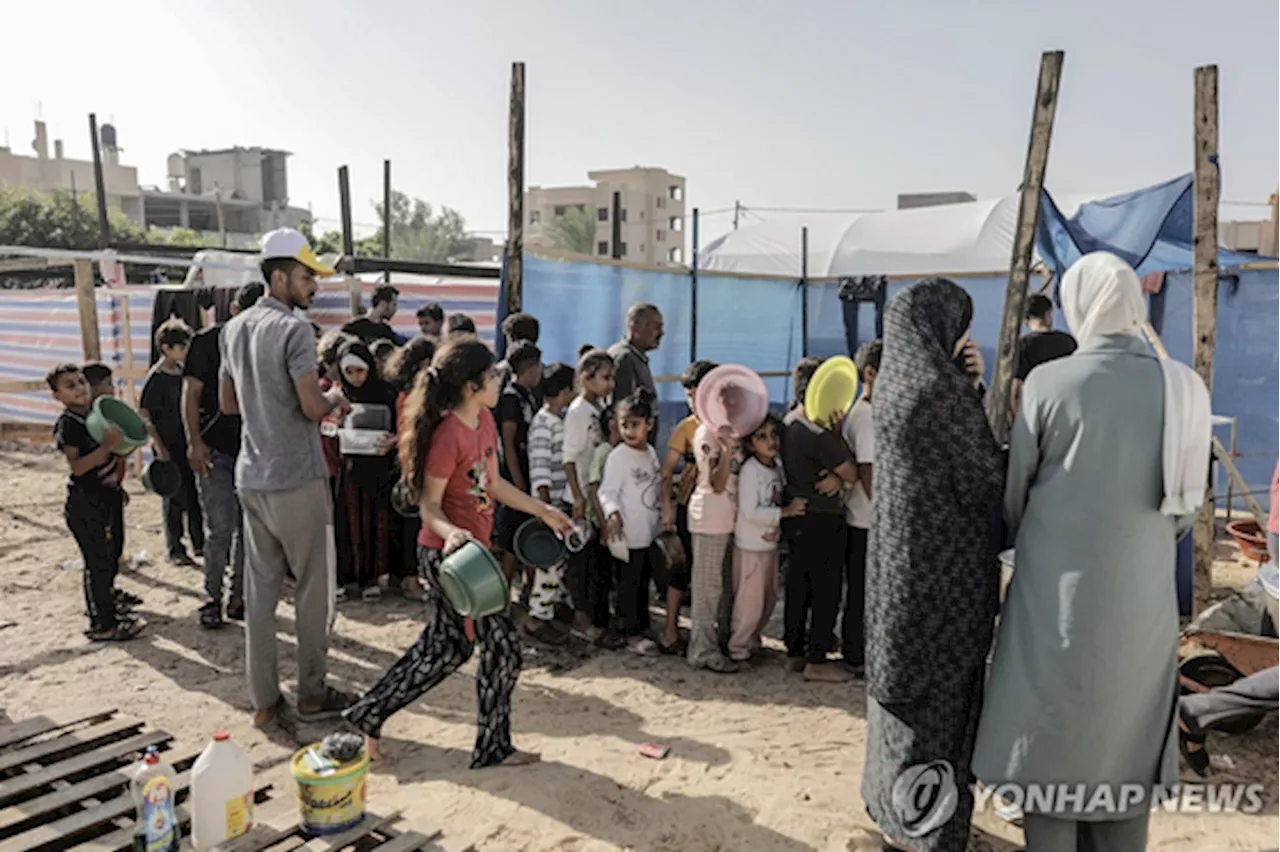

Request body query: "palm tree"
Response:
[546, 204, 599, 256]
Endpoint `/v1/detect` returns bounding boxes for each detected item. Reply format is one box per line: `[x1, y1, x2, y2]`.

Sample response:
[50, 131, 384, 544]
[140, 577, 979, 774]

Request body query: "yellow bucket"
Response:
[290, 745, 369, 835]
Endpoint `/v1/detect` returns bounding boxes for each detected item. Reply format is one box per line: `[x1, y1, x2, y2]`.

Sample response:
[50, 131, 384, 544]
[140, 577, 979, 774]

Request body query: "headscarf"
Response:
[337, 339, 397, 408]
[337, 338, 399, 492]
[866, 277, 1005, 701]
[1060, 252, 1211, 515]
[1060, 250, 1146, 342]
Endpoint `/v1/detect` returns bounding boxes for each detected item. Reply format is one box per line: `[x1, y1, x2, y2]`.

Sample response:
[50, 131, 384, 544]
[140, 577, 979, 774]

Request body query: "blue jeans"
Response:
[197, 450, 244, 605]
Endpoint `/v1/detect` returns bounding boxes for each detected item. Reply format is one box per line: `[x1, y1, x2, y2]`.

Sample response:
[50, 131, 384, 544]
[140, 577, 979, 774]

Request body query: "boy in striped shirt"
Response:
[523, 362, 577, 643]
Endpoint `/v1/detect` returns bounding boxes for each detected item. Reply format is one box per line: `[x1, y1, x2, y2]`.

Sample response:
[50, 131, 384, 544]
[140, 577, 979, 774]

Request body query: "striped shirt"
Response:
[528, 406, 568, 506]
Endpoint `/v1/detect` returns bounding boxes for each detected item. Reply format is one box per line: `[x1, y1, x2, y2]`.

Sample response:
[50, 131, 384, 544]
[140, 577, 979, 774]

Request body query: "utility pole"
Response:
[88, 113, 110, 248]
[1190, 64, 1220, 615]
[383, 159, 392, 283]
[611, 191, 623, 259]
[214, 184, 227, 248]
[733, 200, 741, 230]
[506, 61, 526, 313]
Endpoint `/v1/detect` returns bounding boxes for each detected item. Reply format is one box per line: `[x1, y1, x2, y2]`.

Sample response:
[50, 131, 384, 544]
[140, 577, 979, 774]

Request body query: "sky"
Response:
[3, 0, 1277, 245]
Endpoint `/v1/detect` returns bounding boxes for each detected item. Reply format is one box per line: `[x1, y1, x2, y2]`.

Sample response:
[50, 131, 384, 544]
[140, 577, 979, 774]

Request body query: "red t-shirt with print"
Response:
[418, 407, 500, 549]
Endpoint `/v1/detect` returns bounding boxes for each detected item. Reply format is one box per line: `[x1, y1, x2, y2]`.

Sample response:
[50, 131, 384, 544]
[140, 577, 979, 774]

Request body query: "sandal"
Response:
[86, 619, 145, 642]
[695, 654, 739, 674]
[198, 603, 225, 630]
[361, 585, 382, 603]
[657, 635, 686, 656]
[523, 619, 567, 645]
[114, 589, 143, 607]
[226, 596, 245, 621]
[296, 686, 356, 723]
[401, 577, 427, 602]
[1178, 705, 1210, 777]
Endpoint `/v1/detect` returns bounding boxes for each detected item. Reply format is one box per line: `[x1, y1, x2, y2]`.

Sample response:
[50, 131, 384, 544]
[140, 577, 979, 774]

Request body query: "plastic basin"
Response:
[86, 397, 149, 455]
[437, 540, 509, 617]
[142, 459, 182, 497]
[513, 519, 566, 570]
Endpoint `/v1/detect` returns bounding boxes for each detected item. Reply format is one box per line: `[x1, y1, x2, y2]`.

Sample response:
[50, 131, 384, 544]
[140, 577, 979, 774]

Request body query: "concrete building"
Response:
[141, 146, 308, 239]
[525, 167, 687, 266]
[0, 120, 306, 245]
[0, 120, 143, 221]
[897, 191, 977, 210]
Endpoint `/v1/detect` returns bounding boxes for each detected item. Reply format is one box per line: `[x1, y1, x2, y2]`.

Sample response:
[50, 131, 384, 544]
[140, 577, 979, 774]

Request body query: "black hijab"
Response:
[865, 277, 1006, 702]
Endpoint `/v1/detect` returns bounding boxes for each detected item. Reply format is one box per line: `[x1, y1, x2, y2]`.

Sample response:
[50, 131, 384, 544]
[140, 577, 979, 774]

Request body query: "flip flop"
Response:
[1178, 704, 1210, 777]
[86, 619, 145, 642]
[296, 687, 356, 723]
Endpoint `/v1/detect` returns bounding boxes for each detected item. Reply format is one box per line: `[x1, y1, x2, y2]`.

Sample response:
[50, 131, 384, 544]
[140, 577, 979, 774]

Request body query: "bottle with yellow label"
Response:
[190, 730, 255, 850]
[131, 747, 179, 852]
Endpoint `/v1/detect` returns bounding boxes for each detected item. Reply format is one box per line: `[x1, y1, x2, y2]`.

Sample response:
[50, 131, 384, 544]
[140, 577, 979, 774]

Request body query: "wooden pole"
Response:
[1191, 64, 1220, 615]
[690, 207, 699, 362]
[800, 226, 810, 357]
[120, 294, 143, 476]
[611, 191, 623, 260]
[73, 258, 101, 361]
[985, 50, 1064, 442]
[382, 159, 392, 283]
[87, 113, 110, 248]
[506, 61, 526, 314]
[338, 165, 355, 257]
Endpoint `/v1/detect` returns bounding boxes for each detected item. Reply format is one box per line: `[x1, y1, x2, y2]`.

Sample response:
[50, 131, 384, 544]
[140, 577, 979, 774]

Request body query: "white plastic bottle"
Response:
[131, 747, 179, 852]
[190, 731, 255, 849]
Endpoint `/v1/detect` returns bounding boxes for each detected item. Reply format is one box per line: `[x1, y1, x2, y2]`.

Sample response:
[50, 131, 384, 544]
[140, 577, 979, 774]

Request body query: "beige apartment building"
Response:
[525, 167, 687, 266]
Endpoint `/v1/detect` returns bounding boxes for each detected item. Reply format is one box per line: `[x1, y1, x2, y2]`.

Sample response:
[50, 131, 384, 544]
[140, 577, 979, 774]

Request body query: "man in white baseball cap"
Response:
[220, 227, 353, 729]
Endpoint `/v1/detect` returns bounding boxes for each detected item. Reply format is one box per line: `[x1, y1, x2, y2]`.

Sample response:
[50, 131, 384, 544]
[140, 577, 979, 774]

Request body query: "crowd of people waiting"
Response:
[47, 228, 1263, 851]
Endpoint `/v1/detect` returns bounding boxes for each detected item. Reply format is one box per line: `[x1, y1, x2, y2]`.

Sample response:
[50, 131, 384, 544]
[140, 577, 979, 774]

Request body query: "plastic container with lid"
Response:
[190, 731, 255, 849]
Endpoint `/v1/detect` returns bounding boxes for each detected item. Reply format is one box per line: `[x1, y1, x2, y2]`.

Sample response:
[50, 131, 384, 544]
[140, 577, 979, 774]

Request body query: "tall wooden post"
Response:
[506, 61, 526, 314]
[800, 226, 810, 357]
[338, 165, 354, 257]
[986, 51, 1064, 443]
[690, 207, 699, 362]
[88, 113, 110, 248]
[611, 191, 623, 259]
[382, 159, 392, 283]
[74, 258, 101, 361]
[1191, 64, 1220, 615]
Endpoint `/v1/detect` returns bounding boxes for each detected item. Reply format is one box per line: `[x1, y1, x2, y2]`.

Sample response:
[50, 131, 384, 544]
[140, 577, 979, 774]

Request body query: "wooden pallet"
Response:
[0, 709, 471, 852]
[214, 799, 474, 852]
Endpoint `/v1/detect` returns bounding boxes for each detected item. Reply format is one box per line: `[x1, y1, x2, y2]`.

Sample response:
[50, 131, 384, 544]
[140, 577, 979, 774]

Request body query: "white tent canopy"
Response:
[699, 193, 1098, 279]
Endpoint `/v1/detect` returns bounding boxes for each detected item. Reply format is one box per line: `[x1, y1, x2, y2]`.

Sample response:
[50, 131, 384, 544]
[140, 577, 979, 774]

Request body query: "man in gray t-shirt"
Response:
[218, 227, 353, 729]
[609, 302, 663, 445]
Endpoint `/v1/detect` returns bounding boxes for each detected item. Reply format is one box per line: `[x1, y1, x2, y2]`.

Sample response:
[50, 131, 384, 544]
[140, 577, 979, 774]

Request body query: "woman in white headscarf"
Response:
[971, 252, 1211, 851]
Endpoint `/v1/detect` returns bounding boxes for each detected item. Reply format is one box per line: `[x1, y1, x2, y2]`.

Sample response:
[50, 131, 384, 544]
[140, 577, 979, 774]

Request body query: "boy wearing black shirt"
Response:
[49, 364, 143, 641]
[141, 319, 203, 566]
[183, 282, 261, 627]
[494, 341, 542, 592]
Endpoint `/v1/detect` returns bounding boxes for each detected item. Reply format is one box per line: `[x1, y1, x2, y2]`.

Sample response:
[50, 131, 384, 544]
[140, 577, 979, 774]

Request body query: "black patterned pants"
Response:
[344, 546, 522, 768]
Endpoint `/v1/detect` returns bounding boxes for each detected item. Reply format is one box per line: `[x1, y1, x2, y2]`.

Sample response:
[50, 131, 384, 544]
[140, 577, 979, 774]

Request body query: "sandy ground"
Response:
[0, 445, 1276, 852]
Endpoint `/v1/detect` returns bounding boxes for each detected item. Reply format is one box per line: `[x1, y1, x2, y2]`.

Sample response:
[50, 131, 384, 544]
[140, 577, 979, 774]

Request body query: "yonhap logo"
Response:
[892, 760, 959, 838]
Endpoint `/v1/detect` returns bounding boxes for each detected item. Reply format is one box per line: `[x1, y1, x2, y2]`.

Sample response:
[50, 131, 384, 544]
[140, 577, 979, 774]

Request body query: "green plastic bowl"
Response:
[437, 540, 510, 617]
[86, 397, 149, 456]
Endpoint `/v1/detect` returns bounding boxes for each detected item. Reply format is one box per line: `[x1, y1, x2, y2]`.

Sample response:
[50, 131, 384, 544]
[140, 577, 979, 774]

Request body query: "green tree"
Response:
[546, 204, 598, 256]
[0, 186, 148, 249]
[299, 219, 344, 255]
[364, 191, 470, 262]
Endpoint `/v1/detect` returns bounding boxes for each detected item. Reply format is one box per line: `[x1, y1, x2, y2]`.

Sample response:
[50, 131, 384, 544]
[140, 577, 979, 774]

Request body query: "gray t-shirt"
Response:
[220, 297, 327, 492]
[609, 339, 658, 445]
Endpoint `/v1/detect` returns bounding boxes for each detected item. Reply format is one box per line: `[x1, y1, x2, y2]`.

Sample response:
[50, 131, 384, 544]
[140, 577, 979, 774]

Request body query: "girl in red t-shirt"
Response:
[344, 336, 572, 767]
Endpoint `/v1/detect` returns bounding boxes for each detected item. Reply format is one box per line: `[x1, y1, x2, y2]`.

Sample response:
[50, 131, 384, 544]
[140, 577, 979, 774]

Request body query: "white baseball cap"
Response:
[260, 228, 335, 278]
